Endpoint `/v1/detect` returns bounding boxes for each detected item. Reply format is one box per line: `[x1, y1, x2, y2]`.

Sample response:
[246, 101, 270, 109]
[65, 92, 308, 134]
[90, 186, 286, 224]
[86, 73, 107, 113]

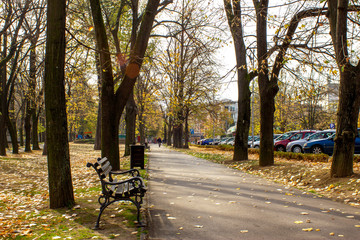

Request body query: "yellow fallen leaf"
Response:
[294, 221, 303, 224]
[302, 228, 313, 232]
[240, 230, 249, 233]
[300, 212, 309, 215]
[329, 232, 335, 236]
[316, 229, 321, 231]
[355, 225, 360, 228]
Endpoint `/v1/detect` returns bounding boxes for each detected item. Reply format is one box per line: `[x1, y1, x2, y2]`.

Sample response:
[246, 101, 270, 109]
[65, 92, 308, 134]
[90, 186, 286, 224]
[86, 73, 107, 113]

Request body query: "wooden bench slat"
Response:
[102, 164, 112, 178]
[97, 157, 108, 165]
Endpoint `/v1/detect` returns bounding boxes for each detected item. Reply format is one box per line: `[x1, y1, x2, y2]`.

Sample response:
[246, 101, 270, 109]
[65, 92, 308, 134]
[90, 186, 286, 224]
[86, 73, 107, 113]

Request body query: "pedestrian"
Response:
[157, 137, 162, 147]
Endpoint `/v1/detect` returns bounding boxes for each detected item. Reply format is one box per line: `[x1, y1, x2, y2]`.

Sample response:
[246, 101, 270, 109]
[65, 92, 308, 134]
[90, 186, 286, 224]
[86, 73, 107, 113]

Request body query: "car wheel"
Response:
[292, 146, 302, 153]
[276, 145, 285, 152]
[311, 145, 323, 154]
[254, 145, 259, 149]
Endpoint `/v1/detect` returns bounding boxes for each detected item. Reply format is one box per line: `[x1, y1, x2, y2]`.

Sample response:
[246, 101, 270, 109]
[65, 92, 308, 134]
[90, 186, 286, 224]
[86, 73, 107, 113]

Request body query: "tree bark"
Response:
[124, 92, 137, 156]
[224, 0, 251, 161]
[328, 0, 360, 177]
[45, 0, 74, 208]
[32, 111, 40, 150]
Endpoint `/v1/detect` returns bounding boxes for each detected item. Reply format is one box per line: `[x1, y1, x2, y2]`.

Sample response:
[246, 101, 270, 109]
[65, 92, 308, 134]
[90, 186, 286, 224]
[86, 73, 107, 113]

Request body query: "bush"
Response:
[73, 139, 95, 144]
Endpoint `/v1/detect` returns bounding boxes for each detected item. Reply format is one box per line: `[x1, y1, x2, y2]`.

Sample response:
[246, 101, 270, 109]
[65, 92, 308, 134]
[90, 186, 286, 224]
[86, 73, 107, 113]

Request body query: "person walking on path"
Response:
[157, 137, 162, 147]
[146, 146, 360, 240]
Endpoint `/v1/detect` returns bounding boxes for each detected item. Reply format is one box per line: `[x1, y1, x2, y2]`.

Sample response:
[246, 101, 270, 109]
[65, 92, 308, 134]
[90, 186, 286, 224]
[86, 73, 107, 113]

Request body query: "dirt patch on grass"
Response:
[0, 144, 144, 239]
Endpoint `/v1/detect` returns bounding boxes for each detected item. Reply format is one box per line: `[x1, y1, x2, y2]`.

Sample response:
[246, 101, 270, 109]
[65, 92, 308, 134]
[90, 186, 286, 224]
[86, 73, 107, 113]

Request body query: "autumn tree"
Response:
[89, 0, 168, 169]
[0, 0, 30, 155]
[44, 0, 74, 208]
[155, 0, 224, 148]
[224, 0, 258, 160]
[252, 1, 328, 166]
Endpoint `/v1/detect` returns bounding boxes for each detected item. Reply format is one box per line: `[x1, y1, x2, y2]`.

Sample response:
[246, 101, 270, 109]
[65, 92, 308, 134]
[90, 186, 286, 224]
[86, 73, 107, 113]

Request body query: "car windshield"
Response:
[307, 132, 322, 140]
[276, 132, 294, 140]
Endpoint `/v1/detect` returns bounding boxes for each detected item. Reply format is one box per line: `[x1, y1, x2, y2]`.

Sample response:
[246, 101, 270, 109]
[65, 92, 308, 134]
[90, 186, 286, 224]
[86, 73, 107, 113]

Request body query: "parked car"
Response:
[274, 130, 316, 152]
[251, 134, 282, 148]
[303, 130, 360, 155]
[247, 135, 260, 147]
[209, 138, 221, 145]
[201, 138, 213, 145]
[219, 137, 232, 145]
[286, 130, 335, 153]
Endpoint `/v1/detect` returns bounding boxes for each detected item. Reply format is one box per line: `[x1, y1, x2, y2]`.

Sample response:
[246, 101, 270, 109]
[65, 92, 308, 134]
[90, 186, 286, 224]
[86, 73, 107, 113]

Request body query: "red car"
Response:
[274, 130, 316, 152]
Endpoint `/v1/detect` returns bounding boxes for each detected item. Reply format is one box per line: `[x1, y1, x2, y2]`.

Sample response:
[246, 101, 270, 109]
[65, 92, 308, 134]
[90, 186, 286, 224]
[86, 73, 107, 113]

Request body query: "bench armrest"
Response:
[103, 176, 146, 189]
[109, 169, 140, 178]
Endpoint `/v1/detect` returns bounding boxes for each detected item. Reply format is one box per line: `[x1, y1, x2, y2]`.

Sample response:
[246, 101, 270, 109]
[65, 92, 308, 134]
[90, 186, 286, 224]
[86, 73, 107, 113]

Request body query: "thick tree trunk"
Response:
[254, 0, 276, 166]
[5, 114, 18, 154]
[8, 97, 18, 153]
[45, 0, 74, 208]
[259, 90, 276, 166]
[124, 92, 137, 156]
[173, 122, 183, 148]
[184, 112, 189, 149]
[224, 0, 252, 161]
[328, 0, 360, 177]
[331, 68, 360, 177]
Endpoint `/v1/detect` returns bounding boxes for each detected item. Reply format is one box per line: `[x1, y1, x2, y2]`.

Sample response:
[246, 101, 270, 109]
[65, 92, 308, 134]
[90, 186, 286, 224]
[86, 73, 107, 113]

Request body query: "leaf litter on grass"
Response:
[0, 144, 141, 239]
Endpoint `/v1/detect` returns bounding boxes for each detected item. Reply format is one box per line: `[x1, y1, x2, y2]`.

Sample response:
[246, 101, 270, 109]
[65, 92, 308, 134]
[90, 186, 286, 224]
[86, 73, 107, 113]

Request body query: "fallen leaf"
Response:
[300, 212, 309, 215]
[194, 225, 203, 228]
[294, 221, 303, 224]
[302, 228, 313, 232]
[240, 230, 249, 233]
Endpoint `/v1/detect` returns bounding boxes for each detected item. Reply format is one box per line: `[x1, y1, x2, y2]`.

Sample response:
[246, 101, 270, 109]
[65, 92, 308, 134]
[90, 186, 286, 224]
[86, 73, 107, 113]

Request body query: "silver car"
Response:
[286, 130, 335, 153]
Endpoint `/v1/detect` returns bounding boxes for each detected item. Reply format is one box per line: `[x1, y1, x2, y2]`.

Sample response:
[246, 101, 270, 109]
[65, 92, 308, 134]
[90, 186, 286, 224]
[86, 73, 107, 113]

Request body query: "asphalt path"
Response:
[146, 145, 360, 240]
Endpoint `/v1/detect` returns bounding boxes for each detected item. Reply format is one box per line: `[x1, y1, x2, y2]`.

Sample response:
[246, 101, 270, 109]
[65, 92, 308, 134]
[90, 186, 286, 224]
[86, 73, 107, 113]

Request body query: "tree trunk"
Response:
[254, 0, 276, 166]
[328, 0, 360, 177]
[32, 111, 40, 150]
[94, 102, 101, 150]
[184, 111, 189, 149]
[94, 49, 101, 150]
[167, 117, 173, 146]
[138, 110, 145, 144]
[124, 92, 137, 156]
[0, 116, 6, 156]
[45, 0, 74, 208]
[24, 106, 32, 152]
[8, 97, 18, 153]
[259, 91, 276, 166]
[224, 0, 252, 161]
[173, 122, 183, 148]
[331, 69, 359, 177]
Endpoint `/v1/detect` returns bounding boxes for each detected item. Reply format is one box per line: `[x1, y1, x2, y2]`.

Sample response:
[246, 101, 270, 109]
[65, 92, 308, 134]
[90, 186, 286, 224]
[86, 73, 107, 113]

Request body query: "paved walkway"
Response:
[146, 145, 360, 240]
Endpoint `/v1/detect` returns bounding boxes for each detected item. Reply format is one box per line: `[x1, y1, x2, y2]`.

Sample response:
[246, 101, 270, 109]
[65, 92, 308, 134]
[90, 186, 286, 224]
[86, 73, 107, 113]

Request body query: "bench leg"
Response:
[94, 201, 110, 230]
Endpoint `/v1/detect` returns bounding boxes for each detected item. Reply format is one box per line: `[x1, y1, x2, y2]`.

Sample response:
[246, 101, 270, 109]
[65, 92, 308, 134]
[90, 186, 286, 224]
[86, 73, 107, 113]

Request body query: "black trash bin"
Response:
[130, 145, 145, 169]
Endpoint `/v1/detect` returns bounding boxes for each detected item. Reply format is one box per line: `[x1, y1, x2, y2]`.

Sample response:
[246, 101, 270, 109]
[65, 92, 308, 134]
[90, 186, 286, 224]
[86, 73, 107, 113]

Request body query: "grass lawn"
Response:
[0, 143, 146, 240]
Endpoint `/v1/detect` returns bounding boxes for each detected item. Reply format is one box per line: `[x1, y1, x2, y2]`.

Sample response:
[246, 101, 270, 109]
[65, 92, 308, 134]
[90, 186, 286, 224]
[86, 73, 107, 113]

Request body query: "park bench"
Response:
[87, 157, 147, 229]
